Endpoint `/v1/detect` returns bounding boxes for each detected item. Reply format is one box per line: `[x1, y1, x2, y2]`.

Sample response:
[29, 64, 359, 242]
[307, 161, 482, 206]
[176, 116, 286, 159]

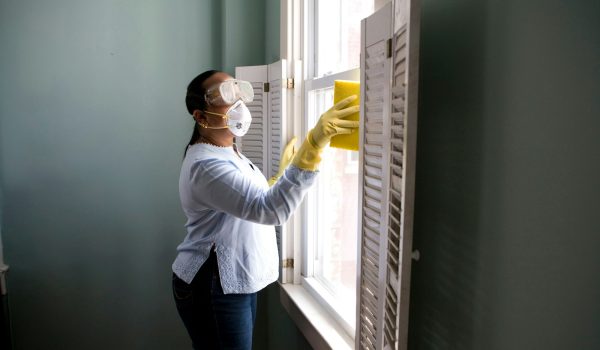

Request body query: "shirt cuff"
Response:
[283, 164, 319, 186]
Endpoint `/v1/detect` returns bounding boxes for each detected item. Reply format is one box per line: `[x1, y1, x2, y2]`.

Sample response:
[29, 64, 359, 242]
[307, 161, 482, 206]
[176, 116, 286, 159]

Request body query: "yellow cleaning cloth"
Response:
[330, 80, 360, 151]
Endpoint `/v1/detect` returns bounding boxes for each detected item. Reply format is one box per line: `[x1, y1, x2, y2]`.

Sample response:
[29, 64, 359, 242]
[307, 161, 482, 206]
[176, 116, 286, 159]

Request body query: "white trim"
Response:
[304, 69, 360, 92]
[280, 283, 353, 350]
[304, 0, 316, 79]
[302, 176, 316, 277]
[292, 60, 304, 286]
[281, 0, 306, 286]
[302, 277, 356, 338]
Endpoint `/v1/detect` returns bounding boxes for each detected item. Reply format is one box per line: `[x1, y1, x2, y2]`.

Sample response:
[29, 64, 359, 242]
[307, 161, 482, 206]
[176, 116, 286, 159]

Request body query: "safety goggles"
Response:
[205, 79, 254, 106]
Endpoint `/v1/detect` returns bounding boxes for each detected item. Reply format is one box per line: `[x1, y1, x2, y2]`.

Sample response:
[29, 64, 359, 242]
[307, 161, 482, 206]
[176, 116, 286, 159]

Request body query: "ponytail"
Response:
[184, 123, 201, 157]
[183, 70, 221, 157]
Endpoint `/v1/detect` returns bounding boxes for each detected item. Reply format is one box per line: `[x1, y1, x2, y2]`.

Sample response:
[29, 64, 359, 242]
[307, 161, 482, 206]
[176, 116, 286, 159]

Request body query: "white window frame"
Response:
[302, 0, 372, 340]
[278, 0, 382, 348]
[279, 1, 420, 348]
[301, 67, 361, 339]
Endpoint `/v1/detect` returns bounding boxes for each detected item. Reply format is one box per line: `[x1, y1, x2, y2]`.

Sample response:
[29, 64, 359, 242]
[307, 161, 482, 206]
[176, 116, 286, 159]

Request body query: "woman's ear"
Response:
[192, 110, 203, 123]
[193, 110, 209, 128]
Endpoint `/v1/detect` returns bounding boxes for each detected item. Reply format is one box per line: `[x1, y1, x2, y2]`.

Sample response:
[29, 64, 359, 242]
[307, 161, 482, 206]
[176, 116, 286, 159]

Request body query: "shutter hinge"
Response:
[264, 82, 270, 92]
[387, 38, 393, 58]
[282, 258, 294, 268]
[286, 78, 295, 89]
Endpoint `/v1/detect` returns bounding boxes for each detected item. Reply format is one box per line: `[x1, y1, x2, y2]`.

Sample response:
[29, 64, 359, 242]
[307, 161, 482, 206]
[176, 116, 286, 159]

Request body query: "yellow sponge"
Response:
[330, 80, 360, 151]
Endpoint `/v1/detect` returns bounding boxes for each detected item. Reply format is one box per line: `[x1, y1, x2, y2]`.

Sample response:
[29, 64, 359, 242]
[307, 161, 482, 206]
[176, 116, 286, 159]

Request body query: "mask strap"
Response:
[200, 111, 229, 129]
[204, 110, 227, 118]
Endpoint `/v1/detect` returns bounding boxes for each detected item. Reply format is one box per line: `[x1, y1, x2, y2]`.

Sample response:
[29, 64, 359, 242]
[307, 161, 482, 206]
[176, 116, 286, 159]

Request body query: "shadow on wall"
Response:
[409, 0, 499, 347]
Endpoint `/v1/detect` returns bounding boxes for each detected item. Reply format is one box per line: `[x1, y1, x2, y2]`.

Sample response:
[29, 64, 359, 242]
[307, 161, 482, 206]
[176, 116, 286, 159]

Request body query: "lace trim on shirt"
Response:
[215, 245, 278, 294]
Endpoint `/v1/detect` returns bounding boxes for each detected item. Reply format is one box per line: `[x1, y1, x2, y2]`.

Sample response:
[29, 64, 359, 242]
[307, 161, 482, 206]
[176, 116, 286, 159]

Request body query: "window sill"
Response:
[279, 283, 353, 350]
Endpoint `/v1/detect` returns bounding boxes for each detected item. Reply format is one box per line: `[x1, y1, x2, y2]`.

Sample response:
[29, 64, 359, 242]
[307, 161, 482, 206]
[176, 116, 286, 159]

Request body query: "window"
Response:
[313, 0, 374, 77]
[301, 0, 375, 337]
[277, 1, 421, 348]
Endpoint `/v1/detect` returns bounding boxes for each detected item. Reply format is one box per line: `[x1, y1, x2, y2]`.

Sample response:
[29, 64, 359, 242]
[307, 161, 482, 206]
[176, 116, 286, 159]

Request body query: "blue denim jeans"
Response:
[173, 250, 257, 350]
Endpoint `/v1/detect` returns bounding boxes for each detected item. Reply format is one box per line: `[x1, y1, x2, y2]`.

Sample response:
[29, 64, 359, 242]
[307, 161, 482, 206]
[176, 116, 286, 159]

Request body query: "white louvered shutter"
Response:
[266, 60, 294, 283]
[236, 61, 292, 283]
[235, 65, 269, 170]
[356, 3, 393, 349]
[356, 0, 421, 349]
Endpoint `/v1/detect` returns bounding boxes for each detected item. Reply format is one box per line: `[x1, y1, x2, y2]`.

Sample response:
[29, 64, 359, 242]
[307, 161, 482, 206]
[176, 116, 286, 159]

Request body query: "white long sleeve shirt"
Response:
[172, 143, 317, 294]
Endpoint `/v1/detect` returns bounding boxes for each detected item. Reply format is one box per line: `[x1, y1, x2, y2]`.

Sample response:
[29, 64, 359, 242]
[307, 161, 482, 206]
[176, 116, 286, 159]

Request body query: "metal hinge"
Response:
[286, 78, 295, 89]
[282, 259, 294, 268]
[387, 38, 393, 58]
[264, 82, 270, 92]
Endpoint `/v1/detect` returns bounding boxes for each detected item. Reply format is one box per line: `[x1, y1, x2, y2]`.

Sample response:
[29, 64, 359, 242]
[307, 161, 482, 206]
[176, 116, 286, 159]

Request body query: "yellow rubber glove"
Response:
[292, 95, 360, 171]
[268, 136, 298, 186]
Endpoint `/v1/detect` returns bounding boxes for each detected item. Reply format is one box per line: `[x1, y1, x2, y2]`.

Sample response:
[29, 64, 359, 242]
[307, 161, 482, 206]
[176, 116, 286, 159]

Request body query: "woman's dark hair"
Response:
[184, 70, 221, 156]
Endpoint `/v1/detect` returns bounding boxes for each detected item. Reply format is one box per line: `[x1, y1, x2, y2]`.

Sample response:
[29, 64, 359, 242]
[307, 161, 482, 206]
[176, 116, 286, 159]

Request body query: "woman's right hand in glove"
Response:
[309, 95, 360, 148]
[292, 95, 360, 171]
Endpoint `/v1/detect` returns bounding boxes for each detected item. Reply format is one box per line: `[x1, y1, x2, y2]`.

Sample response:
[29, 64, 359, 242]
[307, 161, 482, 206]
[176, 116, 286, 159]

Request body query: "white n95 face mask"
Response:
[203, 100, 252, 137]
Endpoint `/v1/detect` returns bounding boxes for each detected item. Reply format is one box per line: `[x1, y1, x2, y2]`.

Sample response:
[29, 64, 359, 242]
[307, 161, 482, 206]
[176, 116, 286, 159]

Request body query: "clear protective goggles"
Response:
[204, 79, 254, 106]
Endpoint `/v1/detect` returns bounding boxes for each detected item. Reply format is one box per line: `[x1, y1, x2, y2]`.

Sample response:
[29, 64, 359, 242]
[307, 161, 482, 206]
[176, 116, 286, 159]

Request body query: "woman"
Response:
[172, 70, 359, 349]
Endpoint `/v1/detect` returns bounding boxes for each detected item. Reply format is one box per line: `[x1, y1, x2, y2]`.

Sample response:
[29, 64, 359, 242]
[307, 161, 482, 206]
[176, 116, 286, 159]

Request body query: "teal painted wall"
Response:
[409, 0, 600, 349]
[262, 284, 312, 350]
[221, 0, 266, 74]
[265, 0, 281, 64]
[0, 0, 271, 348]
[6, 0, 595, 349]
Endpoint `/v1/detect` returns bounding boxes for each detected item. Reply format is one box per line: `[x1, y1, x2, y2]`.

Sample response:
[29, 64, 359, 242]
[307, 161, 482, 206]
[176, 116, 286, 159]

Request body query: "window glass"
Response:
[315, 0, 374, 77]
[315, 146, 358, 307]
[307, 87, 359, 325]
